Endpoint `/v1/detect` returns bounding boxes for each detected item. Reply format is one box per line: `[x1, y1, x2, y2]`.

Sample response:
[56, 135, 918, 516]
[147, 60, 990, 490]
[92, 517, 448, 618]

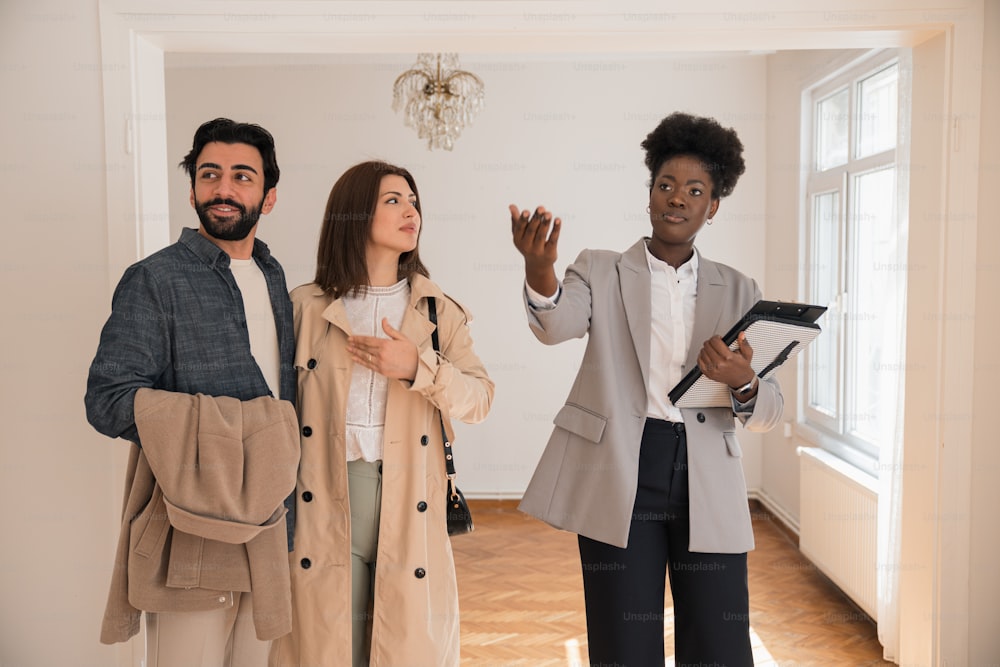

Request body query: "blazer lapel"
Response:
[619, 241, 652, 392]
[687, 255, 728, 368]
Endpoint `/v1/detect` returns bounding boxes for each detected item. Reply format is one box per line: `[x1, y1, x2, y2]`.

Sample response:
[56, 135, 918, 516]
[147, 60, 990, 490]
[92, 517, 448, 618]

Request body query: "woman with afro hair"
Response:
[510, 112, 782, 666]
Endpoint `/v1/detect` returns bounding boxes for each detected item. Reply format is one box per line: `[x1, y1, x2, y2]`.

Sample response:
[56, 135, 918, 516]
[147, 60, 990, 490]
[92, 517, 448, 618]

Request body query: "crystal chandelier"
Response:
[391, 53, 485, 151]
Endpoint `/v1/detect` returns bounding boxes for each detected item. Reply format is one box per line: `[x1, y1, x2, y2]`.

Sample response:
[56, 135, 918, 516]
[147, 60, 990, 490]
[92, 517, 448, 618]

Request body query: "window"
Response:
[801, 52, 907, 474]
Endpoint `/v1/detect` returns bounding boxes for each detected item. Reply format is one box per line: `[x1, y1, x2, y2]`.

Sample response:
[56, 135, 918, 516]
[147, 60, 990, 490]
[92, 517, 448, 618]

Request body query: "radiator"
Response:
[797, 447, 878, 620]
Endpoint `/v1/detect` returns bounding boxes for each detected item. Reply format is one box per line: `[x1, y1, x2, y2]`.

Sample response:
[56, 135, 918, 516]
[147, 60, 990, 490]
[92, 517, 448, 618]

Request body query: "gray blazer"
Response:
[517, 239, 783, 553]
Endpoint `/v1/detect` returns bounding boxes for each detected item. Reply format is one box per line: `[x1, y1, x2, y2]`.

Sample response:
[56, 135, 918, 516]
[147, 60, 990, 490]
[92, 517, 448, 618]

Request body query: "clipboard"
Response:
[668, 300, 828, 408]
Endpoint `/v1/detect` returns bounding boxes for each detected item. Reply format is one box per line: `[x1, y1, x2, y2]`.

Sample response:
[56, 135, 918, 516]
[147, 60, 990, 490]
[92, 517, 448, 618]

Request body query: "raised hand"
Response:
[509, 204, 561, 297]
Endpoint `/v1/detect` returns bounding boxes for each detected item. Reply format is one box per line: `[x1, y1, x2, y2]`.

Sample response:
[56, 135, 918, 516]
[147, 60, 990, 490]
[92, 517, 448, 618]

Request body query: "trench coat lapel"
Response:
[398, 300, 437, 350]
[619, 241, 652, 393]
[687, 255, 728, 368]
[321, 296, 350, 335]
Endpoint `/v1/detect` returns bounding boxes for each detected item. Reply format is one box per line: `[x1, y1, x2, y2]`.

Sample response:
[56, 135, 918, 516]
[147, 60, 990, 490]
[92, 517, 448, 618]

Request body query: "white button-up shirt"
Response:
[645, 243, 698, 422]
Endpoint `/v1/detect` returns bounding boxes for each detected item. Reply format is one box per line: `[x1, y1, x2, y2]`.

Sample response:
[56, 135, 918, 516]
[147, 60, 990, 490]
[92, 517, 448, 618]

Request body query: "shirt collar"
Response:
[178, 227, 272, 268]
[643, 240, 699, 280]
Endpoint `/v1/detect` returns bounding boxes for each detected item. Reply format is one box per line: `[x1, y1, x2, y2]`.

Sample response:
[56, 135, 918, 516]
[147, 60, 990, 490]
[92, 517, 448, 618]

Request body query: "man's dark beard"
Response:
[195, 197, 263, 242]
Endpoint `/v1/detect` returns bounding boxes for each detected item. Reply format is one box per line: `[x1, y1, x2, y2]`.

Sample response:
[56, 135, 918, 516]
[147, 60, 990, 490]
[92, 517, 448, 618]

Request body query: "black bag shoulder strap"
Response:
[427, 297, 457, 481]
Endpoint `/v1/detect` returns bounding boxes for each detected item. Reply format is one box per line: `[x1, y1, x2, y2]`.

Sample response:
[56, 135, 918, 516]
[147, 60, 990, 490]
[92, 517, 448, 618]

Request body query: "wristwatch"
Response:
[731, 375, 759, 398]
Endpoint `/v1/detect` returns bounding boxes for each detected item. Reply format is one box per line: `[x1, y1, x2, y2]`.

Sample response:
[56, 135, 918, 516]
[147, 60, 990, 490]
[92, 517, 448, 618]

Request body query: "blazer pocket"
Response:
[723, 431, 743, 458]
[553, 403, 608, 444]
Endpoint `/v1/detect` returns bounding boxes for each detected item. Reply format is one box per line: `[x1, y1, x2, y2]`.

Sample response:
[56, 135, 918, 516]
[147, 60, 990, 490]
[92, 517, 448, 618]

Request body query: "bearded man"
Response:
[85, 118, 297, 667]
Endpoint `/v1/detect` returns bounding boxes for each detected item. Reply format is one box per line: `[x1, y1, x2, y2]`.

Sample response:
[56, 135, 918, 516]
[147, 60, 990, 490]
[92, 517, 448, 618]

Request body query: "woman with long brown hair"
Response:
[270, 161, 494, 667]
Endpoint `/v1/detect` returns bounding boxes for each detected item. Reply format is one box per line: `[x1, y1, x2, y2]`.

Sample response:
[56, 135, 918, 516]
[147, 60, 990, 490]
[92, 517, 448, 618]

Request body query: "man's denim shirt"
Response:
[85, 228, 297, 544]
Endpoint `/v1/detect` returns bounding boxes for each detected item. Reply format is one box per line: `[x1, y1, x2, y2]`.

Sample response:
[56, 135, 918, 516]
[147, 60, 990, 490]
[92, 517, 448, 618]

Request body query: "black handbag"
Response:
[428, 297, 474, 537]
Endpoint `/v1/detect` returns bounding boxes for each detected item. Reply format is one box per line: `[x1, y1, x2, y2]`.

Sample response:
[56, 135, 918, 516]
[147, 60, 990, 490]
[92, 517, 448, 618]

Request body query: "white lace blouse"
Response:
[342, 279, 411, 462]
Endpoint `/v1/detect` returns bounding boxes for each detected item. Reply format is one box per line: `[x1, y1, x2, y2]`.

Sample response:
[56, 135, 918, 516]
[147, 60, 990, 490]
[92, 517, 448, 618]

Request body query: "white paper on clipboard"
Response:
[669, 317, 822, 409]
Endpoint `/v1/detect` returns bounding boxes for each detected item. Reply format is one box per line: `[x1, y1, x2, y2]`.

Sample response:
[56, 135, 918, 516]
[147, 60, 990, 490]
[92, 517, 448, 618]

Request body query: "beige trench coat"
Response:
[270, 274, 494, 667]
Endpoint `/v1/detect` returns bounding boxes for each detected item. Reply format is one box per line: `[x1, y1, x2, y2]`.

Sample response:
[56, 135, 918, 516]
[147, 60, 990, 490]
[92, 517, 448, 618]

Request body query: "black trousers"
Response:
[578, 418, 753, 667]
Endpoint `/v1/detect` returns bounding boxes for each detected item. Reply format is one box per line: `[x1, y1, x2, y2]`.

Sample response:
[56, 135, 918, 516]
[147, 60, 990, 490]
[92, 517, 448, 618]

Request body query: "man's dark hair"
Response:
[314, 161, 430, 298]
[179, 118, 280, 194]
[640, 112, 745, 199]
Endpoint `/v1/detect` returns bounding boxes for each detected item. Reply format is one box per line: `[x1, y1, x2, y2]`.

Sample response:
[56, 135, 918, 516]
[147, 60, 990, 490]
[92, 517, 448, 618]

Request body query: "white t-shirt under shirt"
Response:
[229, 257, 281, 400]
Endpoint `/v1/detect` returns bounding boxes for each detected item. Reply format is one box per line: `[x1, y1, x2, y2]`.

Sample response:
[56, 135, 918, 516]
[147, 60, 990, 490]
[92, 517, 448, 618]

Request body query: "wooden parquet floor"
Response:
[453, 500, 893, 667]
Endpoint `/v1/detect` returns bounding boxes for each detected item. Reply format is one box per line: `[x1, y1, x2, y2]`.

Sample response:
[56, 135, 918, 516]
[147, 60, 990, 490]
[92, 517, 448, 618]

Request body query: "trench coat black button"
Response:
[302, 426, 313, 437]
[302, 491, 313, 502]
[307, 358, 317, 369]
[300, 558, 312, 569]
[697, 413, 706, 423]
[414, 568, 426, 579]
[420, 435, 429, 446]
[417, 501, 427, 512]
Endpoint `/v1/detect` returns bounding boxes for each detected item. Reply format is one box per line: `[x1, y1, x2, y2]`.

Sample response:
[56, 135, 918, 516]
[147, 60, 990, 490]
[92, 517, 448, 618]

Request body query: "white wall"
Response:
[2, 1, 995, 665]
[969, 3, 1000, 661]
[0, 2, 124, 666]
[164, 53, 771, 497]
[898, 32, 949, 663]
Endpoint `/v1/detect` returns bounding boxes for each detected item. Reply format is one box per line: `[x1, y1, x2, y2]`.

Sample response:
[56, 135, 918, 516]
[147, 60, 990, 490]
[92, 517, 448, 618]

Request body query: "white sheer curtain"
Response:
[876, 72, 911, 662]
[876, 370, 904, 663]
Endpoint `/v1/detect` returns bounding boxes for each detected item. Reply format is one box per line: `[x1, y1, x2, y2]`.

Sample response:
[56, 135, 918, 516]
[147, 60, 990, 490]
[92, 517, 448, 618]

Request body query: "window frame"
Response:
[798, 49, 906, 475]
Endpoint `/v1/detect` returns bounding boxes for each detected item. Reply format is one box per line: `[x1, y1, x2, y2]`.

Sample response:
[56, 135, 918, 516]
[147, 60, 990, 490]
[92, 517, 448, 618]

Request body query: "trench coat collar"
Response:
[311, 274, 443, 345]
